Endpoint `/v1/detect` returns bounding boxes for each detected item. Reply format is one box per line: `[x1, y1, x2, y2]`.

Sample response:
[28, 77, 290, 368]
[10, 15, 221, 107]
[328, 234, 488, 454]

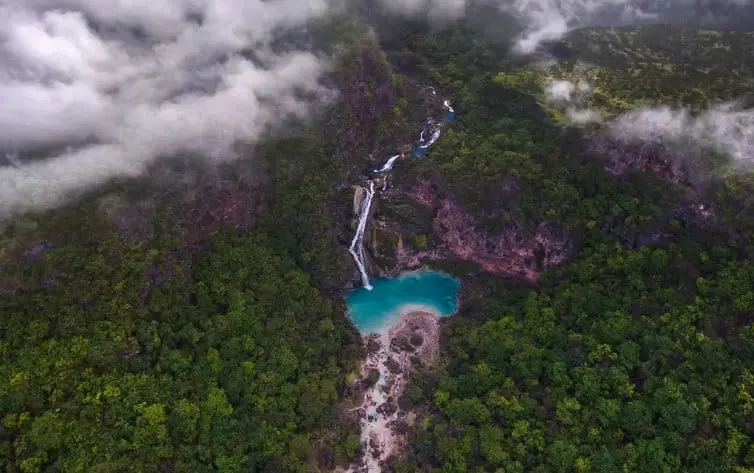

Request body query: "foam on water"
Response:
[345, 270, 461, 334]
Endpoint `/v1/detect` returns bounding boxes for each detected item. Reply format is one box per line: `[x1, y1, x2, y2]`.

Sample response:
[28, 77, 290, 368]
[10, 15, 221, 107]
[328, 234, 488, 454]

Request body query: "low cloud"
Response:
[541, 76, 754, 163]
[0, 0, 336, 218]
[567, 107, 602, 124]
[544, 79, 591, 103]
[609, 103, 754, 163]
[543, 78, 603, 124]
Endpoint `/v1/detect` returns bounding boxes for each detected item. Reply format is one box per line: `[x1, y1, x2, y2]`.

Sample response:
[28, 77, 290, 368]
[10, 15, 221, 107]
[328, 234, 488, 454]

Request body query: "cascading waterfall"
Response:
[374, 154, 401, 173]
[347, 94, 455, 291]
[420, 129, 441, 149]
[349, 181, 376, 291]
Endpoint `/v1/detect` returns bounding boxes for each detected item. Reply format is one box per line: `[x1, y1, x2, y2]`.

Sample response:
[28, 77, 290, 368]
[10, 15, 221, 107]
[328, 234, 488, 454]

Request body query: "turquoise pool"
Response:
[345, 270, 461, 334]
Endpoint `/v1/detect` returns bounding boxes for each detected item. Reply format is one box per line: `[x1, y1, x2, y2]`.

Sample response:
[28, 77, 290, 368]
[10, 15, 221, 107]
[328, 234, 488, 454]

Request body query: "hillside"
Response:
[493, 25, 754, 117]
[385, 23, 754, 473]
[0, 25, 407, 472]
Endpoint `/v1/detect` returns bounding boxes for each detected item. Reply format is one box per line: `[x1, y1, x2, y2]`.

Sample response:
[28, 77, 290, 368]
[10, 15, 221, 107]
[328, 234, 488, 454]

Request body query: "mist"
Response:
[540, 76, 754, 163]
[0, 0, 339, 219]
[4, 0, 754, 219]
[609, 103, 754, 164]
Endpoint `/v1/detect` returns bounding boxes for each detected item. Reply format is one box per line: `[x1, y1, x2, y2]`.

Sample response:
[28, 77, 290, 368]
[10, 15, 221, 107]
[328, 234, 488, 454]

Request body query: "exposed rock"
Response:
[586, 136, 708, 193]
[366, 335, 382, 354]
[364, 369, 380, 388]
[377, 400, 397, 417]
[371, 169, 574, 281]
[392, 336, 415, 353]
[387, 419, 410, 435]
[23, 240, 52, 261]
[433, 199, 540, 281]
[410, 178, 442, 207]
[347, 310, 442, 473]
[354, 186, 366, 216]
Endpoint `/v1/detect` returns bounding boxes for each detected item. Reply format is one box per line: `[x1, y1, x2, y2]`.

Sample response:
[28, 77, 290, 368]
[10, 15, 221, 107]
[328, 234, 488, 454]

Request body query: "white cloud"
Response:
[543, 78, 602, 124]
[567, 107, 602, 124]
[541, 77, 754, 161]
[609, 103, 754, 163]
[0, 0, 336, 218]
[545, 79, 577, 102]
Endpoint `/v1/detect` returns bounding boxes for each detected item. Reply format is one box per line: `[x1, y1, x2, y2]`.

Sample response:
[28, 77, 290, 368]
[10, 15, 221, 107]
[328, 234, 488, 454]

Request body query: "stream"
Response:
[347, 96, 454, 291]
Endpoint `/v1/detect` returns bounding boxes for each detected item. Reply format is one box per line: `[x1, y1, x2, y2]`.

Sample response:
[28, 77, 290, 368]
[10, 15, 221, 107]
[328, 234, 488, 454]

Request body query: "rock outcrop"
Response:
[365, 173, 572, 282]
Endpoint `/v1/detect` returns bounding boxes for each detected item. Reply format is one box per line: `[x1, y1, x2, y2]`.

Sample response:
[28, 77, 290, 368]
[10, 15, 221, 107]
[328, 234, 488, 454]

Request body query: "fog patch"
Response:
[609, 102, 754, 164]
[0, 0, 338, 219]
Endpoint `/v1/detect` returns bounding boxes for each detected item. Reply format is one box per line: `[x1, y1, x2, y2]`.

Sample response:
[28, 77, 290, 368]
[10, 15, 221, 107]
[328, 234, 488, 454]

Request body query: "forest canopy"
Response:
[389, 22, 754, 473]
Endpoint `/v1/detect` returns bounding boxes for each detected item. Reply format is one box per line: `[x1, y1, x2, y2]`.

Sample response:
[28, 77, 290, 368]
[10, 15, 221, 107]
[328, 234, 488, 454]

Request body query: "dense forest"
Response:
[3, 10, 754, 473]
[0, 181, 365, 472]
[0, 105, 368, 471]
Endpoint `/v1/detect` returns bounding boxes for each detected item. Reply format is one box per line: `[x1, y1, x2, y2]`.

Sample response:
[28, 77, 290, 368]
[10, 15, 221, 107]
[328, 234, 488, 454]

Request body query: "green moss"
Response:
[408, 233, 428, 249]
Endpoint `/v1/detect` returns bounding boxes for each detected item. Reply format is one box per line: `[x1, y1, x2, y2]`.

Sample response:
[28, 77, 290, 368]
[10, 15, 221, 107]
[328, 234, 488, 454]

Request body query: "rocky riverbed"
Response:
[346, 307, 441, 473]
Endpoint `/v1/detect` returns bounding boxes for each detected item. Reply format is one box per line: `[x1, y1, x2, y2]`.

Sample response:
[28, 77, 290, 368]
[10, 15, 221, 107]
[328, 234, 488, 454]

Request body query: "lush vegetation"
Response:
[494, 25, 754, 116]
[0, 73, 370, 473]
[388, 22, 754, 473]
[0, 14, 422, 468]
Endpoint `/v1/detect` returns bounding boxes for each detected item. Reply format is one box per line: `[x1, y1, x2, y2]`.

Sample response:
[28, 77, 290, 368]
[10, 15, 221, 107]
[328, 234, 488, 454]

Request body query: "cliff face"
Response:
[326, 39, 454, 288]
[365, 169, 572, 283]
[328, 35, 429, 171]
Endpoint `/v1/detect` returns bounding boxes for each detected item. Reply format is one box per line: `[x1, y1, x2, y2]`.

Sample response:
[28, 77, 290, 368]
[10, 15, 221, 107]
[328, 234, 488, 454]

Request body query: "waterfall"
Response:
[344, 91, 457, 473]
[420, 129, 441, 149]
[348, 96, 454, 290]
[349, 181, 375, 291]
[374, 154, 401, 173]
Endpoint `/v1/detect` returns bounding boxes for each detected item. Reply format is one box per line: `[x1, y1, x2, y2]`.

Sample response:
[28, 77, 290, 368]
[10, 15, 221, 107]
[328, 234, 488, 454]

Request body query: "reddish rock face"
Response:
[402, 179, 572, 281]
[585, 136, 706, 193]
[433, 199, 539, 281]
[409, 179, 438, 207]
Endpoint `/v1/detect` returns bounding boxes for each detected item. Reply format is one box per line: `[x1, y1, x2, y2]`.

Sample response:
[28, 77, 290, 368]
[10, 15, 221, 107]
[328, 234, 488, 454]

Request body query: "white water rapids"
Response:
[374, 154, 401, 173]
[420, 129, 441, 149]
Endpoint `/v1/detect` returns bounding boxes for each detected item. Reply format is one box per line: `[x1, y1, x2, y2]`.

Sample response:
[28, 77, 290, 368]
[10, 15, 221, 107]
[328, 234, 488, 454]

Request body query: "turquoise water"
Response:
[345, 271, 461, 334]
